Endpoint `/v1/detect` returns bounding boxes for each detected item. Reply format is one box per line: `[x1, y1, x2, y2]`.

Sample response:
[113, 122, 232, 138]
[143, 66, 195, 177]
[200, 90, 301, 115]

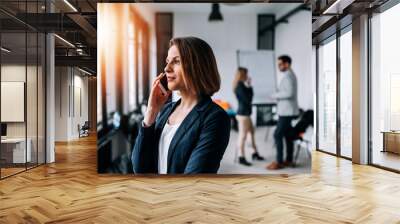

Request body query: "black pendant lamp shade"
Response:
[209, 3, 223, 22]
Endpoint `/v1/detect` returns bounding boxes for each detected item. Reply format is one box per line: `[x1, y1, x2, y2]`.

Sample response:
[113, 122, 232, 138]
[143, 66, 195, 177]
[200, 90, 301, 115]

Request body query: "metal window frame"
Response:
[0, 0, 47, 180]
[367, 0, 400, 173]
[315, 22, 353, 161]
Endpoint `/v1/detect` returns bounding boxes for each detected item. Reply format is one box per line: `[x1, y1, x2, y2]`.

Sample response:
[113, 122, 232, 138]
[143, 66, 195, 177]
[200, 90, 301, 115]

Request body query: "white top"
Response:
[158, 121, 181, 174]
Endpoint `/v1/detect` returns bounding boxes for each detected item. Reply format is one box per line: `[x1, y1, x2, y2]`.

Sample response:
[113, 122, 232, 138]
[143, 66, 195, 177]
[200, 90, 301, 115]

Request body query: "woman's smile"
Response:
[167, 75, 176, 82]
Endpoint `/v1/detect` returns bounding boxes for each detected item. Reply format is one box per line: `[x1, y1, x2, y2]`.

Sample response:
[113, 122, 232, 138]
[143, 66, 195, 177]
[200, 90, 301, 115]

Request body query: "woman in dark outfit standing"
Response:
[233, 67, 264, 166]
[132, 37, 231, 174]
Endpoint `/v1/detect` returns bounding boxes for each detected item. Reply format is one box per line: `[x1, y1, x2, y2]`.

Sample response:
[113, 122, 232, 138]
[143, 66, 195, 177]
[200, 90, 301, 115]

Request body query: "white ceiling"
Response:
[135, 3, 300, 16]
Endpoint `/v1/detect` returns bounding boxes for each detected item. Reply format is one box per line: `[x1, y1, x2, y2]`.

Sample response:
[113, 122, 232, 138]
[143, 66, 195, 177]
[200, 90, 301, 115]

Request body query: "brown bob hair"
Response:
[232, 67, 248, 91]
[169, 37, 221, 96]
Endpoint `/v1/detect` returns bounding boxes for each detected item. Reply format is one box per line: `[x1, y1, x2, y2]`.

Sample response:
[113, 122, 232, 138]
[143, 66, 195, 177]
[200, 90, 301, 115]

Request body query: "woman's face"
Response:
[164, 45, 185, 91]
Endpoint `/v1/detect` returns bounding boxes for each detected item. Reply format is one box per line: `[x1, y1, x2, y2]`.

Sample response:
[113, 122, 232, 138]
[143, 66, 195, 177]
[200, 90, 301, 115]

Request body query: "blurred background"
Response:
[97, 3, 313, 174]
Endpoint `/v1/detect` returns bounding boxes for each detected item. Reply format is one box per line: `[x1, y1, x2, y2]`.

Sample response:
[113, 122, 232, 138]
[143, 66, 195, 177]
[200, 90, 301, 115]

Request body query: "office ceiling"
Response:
[136, 3, 301, 15]
[0, 1, 306, 76]
[0, 0, 96, 14]
[0, 0, 97, 73]
[1, 0, 311, 75]
[311, 0, 391, 44]
[0, 35, 45, 65]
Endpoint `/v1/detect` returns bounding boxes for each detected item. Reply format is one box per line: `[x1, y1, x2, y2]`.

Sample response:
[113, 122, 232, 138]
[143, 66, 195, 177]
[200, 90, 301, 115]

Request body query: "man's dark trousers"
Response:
[274, 116, 296, 164]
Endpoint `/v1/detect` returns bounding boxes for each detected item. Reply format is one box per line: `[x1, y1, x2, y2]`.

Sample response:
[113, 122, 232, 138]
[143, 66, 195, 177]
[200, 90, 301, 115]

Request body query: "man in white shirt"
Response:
[267, 55, 299, 170]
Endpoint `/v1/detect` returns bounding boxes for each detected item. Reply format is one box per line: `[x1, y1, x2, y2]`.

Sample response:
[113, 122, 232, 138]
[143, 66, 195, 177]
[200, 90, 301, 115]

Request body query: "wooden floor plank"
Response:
[0, 135, 400, 223]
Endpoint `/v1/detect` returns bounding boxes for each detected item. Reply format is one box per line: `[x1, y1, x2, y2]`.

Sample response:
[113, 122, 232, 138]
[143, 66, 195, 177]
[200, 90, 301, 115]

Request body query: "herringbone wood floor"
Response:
[1, 135, 400, 223]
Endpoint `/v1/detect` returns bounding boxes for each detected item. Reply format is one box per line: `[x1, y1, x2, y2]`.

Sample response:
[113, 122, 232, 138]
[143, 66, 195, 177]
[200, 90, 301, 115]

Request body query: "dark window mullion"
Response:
[36, 14, 39, 167]
[336, 29, 341, 157]
[25, 0, 28, 171]
[316, 45, 320, 151]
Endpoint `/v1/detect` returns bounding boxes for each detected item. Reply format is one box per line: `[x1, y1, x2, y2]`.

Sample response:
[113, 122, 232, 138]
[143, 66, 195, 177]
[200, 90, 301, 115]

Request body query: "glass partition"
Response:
[138, 29, 143, 105]
[38, 32, 45, 165]
[27, 31, 38, 169]
[1, 31, 28, 177]
[0, 1, 46, 179]
[370, 3, 400, 171]
[128, 22, 137, 111]
[317, 36, 337, 154]
[339, 28, 352, 158]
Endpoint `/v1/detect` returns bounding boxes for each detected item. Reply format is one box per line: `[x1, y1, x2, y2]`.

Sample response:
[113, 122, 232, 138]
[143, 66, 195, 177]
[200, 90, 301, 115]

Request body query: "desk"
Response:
[382, 131, 400, 155]
[1, 138, 31, 163]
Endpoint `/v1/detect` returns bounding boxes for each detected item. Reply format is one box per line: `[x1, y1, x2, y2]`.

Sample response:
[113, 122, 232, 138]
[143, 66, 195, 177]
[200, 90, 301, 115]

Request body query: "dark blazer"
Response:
[234, 81, 253, 116]
[131, 96, 231, 174]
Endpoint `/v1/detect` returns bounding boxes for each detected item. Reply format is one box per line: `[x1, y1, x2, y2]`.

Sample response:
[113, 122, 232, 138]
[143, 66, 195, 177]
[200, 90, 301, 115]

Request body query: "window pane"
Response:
[38, 32, 45, 165]
[1, 31, 27, 177]
[97, 55, 102, 127]
[138, 29, 143, 105]
[318, 37, 337, 154]
[340, 29, 352, 158]
[371, 3, 400, 171]
[27, 31, 38, 169]
[128, 23, 137, 111]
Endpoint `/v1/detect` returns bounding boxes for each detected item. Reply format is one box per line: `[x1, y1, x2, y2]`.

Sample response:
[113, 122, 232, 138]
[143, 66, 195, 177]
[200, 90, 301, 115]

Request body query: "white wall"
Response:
[55, 66, 69, 141]
[72, 74, 89, 137]
[173, 12, 257, 109]
[275, 10, 313, 110]
[55, 67, 89, 141]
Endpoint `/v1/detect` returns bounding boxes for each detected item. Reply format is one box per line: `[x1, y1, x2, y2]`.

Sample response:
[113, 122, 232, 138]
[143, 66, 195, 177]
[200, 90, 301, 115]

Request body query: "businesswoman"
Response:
[132, 37, 231, 174]
[233, 67, 264, 166]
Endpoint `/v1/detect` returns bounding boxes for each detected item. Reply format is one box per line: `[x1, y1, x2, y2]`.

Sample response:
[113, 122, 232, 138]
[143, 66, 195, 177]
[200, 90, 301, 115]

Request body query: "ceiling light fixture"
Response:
[63, 0, 78, 12]
[1, 47, 11, 53]
[78, 67, 93, 76]
[323, 0, 341, 14]
[54, 34, 75, 48]
[323, 0, 354, 15]
[209, 3, 223, 22]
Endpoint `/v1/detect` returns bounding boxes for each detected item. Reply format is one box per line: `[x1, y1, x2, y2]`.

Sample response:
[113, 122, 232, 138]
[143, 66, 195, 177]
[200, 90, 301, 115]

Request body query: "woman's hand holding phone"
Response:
[247, 77, 252, 86]
[143, 73, 171, 127]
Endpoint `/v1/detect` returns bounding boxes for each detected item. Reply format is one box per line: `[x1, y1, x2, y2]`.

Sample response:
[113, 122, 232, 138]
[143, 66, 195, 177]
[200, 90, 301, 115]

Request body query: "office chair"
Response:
[291, 110, 314, 167]
[293, 132, 312, 167]
[78, 121, 90, 138]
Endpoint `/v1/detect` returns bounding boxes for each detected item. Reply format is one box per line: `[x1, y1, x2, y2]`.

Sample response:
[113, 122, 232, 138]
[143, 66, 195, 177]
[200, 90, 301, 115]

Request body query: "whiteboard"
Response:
[237, 50, 276, 104]
[1, 82, 25, 122]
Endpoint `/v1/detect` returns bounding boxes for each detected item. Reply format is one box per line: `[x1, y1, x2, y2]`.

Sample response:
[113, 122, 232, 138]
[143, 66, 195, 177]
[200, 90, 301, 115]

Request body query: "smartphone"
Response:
[159, 73, 169, 95]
